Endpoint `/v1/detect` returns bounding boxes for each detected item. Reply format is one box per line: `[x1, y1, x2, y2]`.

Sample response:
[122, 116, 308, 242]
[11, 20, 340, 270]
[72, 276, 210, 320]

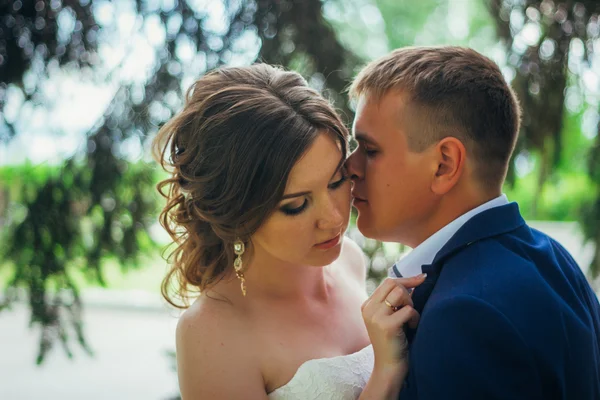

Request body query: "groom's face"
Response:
[346, 91, 437, 245]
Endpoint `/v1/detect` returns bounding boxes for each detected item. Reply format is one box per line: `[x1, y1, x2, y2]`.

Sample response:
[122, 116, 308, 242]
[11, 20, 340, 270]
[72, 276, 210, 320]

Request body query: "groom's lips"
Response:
[352, 192, 367, 203]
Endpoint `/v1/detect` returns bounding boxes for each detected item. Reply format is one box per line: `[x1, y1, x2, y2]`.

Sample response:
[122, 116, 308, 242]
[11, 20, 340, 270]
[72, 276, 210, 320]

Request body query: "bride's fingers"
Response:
[369, 274, 427, 305]
[381, 285, 414, 314]
[361, 298, 370, 313]
[388, 305, 420, 330]
[397, 274, 428, 289]
[368, 278, 402, 305]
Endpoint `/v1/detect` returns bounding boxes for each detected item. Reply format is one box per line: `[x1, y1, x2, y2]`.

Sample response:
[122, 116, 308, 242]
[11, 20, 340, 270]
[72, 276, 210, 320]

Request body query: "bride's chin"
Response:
[308, 246, 343, 267]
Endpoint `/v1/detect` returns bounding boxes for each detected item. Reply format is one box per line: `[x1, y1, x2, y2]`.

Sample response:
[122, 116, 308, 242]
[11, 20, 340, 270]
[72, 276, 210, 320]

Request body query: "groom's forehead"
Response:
[351, 100, 376, 138]
[353, 93, 413, 138]
[353, 90, 407, 121]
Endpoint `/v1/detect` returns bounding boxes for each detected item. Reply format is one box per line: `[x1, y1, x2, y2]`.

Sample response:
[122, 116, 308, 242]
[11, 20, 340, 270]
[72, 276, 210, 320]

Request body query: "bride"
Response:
[153, 64, 425, 399]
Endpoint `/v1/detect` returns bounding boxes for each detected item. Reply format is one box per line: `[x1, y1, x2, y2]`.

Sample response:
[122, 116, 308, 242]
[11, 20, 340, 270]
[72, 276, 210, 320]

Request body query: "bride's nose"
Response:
[317, 196, 344, 231]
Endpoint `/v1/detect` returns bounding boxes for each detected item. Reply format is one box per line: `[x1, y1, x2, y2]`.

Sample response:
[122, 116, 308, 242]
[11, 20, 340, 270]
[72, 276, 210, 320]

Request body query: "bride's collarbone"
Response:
[255, 303, 369, 383]
[193, 287, 369, 395]
[255, 295, 359, 328]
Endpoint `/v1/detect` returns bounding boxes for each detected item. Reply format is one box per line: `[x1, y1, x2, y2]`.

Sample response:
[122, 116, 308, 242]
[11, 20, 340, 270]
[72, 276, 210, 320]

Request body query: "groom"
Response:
[346, 46, 600, 399]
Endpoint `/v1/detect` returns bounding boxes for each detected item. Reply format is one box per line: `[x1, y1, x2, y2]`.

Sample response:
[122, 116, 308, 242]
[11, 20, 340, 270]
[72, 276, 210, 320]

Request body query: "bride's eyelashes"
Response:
[328, 174, 348, 190]
[279, 174, 349, 217]
[280, 199, 308, 216]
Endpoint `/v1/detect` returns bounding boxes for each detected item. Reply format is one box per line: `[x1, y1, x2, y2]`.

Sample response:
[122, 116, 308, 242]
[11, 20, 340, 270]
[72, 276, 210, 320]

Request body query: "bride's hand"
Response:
[361, 274, 426, 373]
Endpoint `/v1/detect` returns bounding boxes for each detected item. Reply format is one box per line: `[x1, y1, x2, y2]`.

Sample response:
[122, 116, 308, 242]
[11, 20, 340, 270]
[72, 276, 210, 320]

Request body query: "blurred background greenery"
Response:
[0, 0, 599, 371]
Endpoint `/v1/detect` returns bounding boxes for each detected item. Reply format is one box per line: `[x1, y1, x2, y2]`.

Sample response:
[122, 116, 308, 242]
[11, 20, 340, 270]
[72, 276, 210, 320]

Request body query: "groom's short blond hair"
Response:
[349, 46, 521, 191]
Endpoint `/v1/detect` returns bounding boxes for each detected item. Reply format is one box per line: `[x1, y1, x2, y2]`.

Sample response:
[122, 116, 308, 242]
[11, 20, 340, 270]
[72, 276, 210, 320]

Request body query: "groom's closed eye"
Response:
[354, 133, 379, 157]
[356, 141, 378, 158]
[362, 146, 378, 157]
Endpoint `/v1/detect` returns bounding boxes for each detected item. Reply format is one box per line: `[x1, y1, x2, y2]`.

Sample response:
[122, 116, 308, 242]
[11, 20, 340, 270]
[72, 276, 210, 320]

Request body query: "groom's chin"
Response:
[354, 203, 385, 240]
[355, 214, 379, 241]
[355, 213, 393, 242]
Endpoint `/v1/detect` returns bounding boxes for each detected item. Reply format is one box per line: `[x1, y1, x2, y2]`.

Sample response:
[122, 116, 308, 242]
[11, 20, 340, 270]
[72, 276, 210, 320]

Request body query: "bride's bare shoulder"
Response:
[177, 293, 247, 354]
[176, 295, 267, 399]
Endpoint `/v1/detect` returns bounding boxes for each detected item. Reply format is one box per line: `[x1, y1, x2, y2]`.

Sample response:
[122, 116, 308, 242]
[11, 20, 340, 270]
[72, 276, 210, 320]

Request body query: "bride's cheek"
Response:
[338, 183, 353, 221]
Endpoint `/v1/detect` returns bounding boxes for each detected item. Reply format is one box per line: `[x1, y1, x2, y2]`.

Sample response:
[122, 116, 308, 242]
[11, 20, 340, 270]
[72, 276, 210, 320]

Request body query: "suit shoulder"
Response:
[420, 294, 520, 331]
[442, 237, 537, 275]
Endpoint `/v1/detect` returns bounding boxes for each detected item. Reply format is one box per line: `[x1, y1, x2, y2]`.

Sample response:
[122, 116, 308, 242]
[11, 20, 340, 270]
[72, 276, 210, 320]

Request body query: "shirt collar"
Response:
[389, 194, 509, 278]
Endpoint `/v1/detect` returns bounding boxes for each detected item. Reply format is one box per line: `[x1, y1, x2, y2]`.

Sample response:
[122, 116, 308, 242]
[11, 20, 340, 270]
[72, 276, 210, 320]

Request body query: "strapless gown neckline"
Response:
[267, 345, 374, 399]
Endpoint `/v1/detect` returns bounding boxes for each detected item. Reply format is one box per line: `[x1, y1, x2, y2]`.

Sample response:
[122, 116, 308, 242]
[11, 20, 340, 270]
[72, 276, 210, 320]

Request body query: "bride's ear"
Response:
[431, 137, 466, 195]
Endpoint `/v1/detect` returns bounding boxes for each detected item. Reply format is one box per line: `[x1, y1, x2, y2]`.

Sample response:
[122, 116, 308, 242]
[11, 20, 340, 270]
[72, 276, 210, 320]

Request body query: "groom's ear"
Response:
[430, 137, 466, 195]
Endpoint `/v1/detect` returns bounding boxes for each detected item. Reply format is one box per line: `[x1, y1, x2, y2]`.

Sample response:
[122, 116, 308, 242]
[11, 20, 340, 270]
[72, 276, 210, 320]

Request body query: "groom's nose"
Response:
[345, 149, 363, 181]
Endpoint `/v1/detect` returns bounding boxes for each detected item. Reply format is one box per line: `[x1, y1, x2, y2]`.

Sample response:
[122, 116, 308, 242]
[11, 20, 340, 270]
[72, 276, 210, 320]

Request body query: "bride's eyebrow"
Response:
[281, 190, 310, 200]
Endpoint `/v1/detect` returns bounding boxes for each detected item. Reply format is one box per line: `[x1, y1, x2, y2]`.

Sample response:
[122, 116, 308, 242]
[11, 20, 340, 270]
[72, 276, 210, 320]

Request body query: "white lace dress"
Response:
[268, 345, 374, 400]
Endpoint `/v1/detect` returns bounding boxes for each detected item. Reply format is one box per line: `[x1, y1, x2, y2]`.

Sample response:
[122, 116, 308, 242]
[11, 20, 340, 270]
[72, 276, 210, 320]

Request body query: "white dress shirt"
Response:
[389, 194, 509, 278]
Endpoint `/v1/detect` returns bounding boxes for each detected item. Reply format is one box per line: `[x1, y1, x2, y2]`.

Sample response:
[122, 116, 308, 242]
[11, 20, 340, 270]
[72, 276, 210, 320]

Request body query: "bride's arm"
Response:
[359, 363, 407, 400]
[358, 275, 426, 400]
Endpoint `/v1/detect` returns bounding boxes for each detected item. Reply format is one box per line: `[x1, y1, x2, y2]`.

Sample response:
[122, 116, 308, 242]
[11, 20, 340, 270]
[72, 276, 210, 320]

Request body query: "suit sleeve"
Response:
[401, 295, 543, 400]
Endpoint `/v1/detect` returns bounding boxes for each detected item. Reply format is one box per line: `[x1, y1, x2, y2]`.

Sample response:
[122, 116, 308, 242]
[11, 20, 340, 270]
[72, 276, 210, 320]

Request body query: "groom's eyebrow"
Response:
[354, 132, 377, 145]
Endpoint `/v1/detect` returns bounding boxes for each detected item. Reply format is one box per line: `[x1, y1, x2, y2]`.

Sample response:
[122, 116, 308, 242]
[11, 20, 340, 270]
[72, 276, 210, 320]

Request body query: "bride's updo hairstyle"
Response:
[153, 64, 349, 307]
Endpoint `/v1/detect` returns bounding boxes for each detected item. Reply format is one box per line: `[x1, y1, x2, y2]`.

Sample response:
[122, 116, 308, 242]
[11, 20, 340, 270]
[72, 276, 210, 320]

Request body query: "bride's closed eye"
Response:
[328, 175, 348, 190]
[328, 173, 348, 190]
[279, 168, 348, 217]
[328, 167, 349, 190]
[280, 199, 308, 216]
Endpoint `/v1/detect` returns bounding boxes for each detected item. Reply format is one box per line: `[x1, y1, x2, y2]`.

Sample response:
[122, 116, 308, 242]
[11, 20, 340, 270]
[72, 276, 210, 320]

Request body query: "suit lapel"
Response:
[405, 203, 526, 344]
[406, 266, 438, 343]
[431, 202, 525, 264]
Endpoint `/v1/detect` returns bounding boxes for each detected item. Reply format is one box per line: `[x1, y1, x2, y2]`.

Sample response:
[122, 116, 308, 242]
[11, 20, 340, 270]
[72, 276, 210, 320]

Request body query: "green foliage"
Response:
[489, 0, 600, 277]
[0, 0, 99, 140]
[0, 160, 160, 363]
[504, 172, 597, 221]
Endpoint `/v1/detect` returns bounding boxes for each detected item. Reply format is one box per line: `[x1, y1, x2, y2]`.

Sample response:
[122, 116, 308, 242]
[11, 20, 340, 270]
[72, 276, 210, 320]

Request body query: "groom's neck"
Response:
[409, 186, 501, 248]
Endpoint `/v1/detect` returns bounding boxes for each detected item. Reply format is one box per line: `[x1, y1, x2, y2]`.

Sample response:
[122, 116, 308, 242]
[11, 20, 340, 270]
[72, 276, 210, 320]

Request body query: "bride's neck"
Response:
[240, 251, 334, 302]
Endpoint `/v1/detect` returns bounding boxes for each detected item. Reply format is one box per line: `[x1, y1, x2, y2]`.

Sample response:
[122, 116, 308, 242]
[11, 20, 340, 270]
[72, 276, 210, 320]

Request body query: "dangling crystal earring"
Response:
[233, 239, 247, 296]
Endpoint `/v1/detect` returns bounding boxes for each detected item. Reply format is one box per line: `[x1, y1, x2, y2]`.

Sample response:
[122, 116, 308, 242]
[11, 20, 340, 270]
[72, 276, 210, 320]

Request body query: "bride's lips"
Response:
[314, 234, 341, 250]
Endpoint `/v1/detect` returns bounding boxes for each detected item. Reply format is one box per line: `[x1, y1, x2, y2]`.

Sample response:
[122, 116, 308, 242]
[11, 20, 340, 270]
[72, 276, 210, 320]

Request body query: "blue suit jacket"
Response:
[399, 203, 600, 399]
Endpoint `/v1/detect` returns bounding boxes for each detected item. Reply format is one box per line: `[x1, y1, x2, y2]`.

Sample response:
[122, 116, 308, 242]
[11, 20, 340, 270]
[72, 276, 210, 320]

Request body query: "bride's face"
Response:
[251, 132, 352, 267]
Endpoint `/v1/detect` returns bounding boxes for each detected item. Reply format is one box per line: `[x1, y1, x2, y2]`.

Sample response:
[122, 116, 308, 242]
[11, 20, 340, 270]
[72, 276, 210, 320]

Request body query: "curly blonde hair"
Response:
[153, 64, 349, 308]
